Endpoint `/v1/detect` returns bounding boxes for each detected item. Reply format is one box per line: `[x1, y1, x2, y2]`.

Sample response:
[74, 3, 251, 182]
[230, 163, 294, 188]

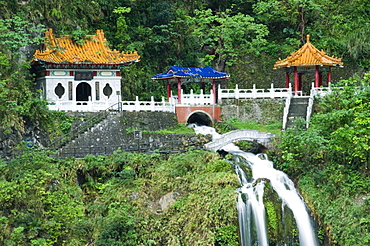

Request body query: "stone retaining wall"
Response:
[220, 98, 286, 124]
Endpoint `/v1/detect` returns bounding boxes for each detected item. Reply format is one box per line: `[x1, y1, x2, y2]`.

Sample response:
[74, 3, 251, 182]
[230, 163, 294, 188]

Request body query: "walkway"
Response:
[204, 129, 275, 152]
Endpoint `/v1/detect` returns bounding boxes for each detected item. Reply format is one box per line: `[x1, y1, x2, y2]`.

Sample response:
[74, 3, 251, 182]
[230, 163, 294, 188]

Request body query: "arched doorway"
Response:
[187, 110, 213, 126]
[76, 82, 91, 101]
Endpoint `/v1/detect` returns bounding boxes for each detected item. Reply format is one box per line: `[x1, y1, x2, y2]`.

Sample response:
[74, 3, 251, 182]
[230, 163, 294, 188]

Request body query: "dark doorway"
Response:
[76, 82, 91, 101]
[187, 111, 213, 126]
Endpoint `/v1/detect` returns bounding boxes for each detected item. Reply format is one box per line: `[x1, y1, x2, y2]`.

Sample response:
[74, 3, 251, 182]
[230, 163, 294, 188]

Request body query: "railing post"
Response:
[200, 89, 204, 105]
[218, 84, 221, 101]
[235, 84, 239, 99]
[181, 89, 184, 105]
[270, 83, 274, 98]
[151, 96, 155, 111]
[190, 89, 194, 105]
[135, 96, 140, 111]
[252, 84, 257, 98]
[161, 97, 165, 111]
[311, 82, 315, 97]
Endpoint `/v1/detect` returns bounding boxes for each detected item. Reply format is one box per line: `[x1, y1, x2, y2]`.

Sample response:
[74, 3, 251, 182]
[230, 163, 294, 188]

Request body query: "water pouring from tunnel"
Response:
[191, 124, 319, 246]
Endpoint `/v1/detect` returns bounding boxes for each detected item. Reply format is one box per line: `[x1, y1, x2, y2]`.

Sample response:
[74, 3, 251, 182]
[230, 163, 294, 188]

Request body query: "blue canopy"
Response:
[151, 66, 230, 80]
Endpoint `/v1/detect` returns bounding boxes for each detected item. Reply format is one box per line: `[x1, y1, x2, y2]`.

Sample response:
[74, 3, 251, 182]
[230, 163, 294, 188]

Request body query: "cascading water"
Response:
[190, 124, 319, 246]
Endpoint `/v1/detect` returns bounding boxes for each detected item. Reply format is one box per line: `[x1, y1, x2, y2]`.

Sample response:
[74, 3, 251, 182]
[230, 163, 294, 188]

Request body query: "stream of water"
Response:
[190, 124, 319, 246]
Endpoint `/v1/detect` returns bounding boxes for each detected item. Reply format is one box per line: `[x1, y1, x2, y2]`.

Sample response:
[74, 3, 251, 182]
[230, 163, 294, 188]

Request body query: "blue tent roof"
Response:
[151, 66, 230, 80]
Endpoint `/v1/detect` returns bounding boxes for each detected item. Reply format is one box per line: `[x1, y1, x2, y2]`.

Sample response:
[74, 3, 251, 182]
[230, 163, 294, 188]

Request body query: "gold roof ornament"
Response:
[274, 35, 343, 69]
[33, 29, 140, 65]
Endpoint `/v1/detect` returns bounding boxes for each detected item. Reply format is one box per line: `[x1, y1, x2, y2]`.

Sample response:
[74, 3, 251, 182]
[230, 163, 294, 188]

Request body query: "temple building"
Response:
[274, 35, 343, 93]
[152, 66, 230, 104]
[32, 29, 140, 111]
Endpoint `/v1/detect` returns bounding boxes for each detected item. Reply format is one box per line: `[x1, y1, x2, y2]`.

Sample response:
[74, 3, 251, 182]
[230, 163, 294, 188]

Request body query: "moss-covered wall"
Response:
[220, 98, 286, 124]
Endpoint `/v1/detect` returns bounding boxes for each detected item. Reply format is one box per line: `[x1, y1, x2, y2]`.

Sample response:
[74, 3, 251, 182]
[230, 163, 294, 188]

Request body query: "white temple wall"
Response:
[38, 69, 122, 112]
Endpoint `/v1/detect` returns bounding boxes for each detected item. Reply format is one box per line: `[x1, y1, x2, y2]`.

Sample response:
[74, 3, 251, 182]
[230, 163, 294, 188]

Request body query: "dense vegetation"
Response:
[0, 148, 239, 245]
[1, 0, 370, 117]
[270, 75, 370, 245]
[1, 0, 370, 245]
[2, 0, 370, 131]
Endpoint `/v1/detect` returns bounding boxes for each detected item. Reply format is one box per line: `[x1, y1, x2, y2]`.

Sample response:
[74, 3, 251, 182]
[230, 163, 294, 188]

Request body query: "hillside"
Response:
[269, 76, 370, 245]
[0, 148, 241, 245]
[1, 1, 370, 245]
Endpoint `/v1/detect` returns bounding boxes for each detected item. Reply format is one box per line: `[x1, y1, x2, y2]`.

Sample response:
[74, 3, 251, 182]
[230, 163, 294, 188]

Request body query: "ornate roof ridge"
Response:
[33, 29, 140, 65]
[274, 35, 343, 68]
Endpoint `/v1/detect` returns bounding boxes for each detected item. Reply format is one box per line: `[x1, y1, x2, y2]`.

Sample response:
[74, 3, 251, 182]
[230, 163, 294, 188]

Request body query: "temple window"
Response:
[55, 83, 65, 99]
[103, 83, 112, 98]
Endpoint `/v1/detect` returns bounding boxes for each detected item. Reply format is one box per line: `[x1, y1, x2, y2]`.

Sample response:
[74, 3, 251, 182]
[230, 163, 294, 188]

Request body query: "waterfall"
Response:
[190, 124, 319, 246]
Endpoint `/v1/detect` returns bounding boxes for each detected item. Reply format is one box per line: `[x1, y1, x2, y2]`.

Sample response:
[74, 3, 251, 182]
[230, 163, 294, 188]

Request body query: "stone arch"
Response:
[204, 129, 275, 152]
[186, 110, 214, 126]
[76, 82, 91, 101]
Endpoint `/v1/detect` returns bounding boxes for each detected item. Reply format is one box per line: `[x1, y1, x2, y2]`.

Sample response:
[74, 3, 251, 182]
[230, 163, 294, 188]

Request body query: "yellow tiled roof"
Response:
[274, 35, 343, 68]
[33, 29, 140, 65]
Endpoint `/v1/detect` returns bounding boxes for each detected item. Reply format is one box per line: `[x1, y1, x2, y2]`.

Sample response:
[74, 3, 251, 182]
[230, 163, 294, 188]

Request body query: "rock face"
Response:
[220, 98, 285, 124]
[0, 120, 49, 159]
[158, 192, 180, 213]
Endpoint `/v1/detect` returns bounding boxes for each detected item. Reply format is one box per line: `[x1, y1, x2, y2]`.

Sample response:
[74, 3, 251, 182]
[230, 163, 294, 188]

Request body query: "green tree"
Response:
[0, 16, 49, 132]
[189, 8, 269, 71]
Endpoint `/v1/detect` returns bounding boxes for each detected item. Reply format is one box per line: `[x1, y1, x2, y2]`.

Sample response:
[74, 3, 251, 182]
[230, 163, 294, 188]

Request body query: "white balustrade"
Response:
[218, 83, 292, 100]
[310, 82, 333, 98]
[48, 96, 175, 112]
[170, 89, 214, 105]
[49, 83, 335, 112]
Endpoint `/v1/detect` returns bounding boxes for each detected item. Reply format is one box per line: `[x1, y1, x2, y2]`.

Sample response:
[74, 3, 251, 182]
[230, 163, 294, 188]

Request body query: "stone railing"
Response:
[282, 94, 292, 130]
[218, 84, 292, 100]
[204, 129, 275, 152]
[49, 96, 175, 112]
[170, 89, 214, 105]
[120, 96, 175, 112]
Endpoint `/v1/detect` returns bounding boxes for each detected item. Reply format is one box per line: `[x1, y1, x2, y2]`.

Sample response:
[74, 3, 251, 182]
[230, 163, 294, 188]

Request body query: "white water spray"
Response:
[190, 124, 318, 246]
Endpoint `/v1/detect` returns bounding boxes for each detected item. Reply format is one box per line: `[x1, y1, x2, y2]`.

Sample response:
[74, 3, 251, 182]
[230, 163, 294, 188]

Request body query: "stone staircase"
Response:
[49, 109, 113, 150]
[285, 97, 310, 129]
[53, 111, 208, 158]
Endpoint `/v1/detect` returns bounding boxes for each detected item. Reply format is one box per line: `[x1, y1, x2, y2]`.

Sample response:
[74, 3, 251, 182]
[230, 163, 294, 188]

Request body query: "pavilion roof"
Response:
[274, 35, 343, 69]
[152, 66, 230, 80]
[33, 29, 140, 65]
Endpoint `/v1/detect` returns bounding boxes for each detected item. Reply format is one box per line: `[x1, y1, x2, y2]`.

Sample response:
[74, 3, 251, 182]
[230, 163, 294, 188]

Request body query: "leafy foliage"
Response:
[271, 74, 370, 245]
[0, 149, 239, 245]
[189, 8, 269, 71]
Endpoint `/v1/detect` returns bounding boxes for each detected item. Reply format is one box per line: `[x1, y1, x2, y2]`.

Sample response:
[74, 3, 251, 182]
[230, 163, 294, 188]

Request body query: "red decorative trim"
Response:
[93, 71, 97, 76]
[46, 70, 50, 76]
[116, 71, 121, 76]
[70, 71, 74, 76]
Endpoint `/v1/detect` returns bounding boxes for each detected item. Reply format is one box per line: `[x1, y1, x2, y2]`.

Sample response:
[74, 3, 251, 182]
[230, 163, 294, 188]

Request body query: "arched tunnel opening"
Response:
[187, 111, 213, 126]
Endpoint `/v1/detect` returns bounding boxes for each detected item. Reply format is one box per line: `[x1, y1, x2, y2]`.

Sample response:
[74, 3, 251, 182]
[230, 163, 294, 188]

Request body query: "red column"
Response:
[294, 67, 299, 92]
[327, 69, 332, 83]
[319, 72, 323, 87]
[212, 79, 217, 104]
[167, 81, 171, 100]
[285, 71, 290, 88]
[315, 65, 319, 87]
[177, 78, 181, 103]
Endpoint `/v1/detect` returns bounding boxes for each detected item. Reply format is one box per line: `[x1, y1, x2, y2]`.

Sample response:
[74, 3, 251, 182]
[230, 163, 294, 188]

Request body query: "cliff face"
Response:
[221, 98, 285, 124]
[0, 119, 49, 159]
